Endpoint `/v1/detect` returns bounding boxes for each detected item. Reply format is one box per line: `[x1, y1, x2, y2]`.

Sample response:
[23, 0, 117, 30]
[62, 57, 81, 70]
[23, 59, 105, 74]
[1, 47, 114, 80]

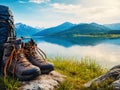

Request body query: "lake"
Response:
[28, 36, 120, 68]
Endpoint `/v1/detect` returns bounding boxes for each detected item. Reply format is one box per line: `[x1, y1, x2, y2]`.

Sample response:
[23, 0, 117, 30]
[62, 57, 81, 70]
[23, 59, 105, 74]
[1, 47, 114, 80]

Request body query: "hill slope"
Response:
[104, 23, 120, 30]
[34, 22, 76, 36]
[15, 23, 41, 37]
[107, 30, 120, 34]
[52, 23, 111, 37]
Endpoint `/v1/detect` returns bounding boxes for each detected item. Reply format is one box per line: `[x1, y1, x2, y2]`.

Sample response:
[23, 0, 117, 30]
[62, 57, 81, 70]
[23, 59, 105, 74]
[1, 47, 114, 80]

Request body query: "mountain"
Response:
[104, 23, 120, 30]
[15, 23, 41, 37]
[34, 22, 76, 36]
[52, 23, 111, 36]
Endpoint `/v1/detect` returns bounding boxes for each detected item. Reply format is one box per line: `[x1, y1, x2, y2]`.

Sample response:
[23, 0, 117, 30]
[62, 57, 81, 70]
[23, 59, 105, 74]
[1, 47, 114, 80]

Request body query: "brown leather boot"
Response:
[24, 39, 54, 74]
[2, 38, 41, 81]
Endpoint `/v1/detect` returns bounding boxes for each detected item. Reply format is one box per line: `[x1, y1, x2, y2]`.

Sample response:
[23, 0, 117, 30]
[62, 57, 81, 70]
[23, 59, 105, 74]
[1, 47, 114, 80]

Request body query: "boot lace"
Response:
[25, 45, 47, 61]
[4, 45, 30, 77]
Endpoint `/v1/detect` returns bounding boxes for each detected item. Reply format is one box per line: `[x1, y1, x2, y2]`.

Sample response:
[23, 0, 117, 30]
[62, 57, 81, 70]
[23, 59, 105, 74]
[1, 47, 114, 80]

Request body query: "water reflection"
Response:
[31, 36, 120, 47]
[37, 42, 120, 68]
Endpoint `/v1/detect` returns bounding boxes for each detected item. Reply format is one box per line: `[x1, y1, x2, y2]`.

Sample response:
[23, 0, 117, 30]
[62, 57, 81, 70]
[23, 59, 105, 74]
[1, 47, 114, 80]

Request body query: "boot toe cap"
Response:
[40, 63, 54, 74]
[15, 67, 41, 81]
[21, 67, 40, 76]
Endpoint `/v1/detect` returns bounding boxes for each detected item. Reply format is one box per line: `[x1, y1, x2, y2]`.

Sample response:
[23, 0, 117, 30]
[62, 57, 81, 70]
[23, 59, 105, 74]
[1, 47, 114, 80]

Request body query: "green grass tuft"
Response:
[0, 76, 21, 90]
[49, 56, 107, 90]
[56, 80, 74, 90]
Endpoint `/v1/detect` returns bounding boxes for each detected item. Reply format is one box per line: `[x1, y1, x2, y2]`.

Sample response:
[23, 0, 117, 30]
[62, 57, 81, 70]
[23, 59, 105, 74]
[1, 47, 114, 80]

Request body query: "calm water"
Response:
[29, 36, 120, 68]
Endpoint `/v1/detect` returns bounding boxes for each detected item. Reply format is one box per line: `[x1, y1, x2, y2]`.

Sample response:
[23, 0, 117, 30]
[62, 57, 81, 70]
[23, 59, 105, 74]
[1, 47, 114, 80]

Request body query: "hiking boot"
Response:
[2, 38, 41, 81]
[24, 39, 54, 74]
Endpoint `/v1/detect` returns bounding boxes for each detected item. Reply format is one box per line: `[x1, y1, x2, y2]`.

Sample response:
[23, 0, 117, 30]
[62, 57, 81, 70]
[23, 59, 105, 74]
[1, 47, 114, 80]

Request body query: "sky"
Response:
[0, 0, 120, 28]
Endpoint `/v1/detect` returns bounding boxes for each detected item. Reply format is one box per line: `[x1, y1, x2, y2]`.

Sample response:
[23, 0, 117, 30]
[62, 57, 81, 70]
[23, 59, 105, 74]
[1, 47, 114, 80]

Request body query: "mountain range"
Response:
[34, 22, 76, 36]
[15, 22, 120, 37]
[52, 23, 111, 36]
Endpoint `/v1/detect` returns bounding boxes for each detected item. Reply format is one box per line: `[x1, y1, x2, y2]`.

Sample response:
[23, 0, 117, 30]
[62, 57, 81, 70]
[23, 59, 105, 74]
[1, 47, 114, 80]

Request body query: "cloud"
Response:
[14, 0, 120, 27]
[19, 0, 26, 3]
[51, 3, 81, 12]
[29, 0, 50, 4]
[51, 0, 120, 24]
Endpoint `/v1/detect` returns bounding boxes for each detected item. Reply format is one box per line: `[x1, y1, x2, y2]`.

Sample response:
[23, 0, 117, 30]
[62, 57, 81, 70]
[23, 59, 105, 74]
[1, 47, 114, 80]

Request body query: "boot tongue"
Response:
[29, 39, 36, 46]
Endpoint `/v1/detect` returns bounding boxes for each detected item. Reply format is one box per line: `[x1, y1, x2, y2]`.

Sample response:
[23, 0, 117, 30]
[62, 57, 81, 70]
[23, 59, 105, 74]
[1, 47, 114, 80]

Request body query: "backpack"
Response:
[0, 5, 15, 67]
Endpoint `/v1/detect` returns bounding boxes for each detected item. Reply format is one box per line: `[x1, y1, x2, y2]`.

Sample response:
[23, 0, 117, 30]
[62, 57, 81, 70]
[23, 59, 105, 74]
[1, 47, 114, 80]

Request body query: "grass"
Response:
[0, 76, 21, 90]
[49, 57, 107, 90]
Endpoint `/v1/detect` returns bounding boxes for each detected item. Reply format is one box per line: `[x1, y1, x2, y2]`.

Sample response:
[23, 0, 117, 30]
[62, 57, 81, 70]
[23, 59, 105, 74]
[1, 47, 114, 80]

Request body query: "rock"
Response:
[111, 79, 120, 90]
[19, 71, 66, 90]
[84, 65, 120, 89]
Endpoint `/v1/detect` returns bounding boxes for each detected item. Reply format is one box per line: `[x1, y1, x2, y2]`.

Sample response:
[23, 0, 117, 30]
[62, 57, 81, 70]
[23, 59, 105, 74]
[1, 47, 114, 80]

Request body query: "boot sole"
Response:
[17, 69, 40, 81]
[41, 66, 54, 74]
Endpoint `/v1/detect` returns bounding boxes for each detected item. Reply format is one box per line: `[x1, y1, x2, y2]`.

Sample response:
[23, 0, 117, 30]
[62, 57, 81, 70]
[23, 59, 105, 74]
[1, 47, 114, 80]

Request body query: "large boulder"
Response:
[19, 71, 66, 90]
[112, 79, 120, 90]
[84, 65, 120, 89]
